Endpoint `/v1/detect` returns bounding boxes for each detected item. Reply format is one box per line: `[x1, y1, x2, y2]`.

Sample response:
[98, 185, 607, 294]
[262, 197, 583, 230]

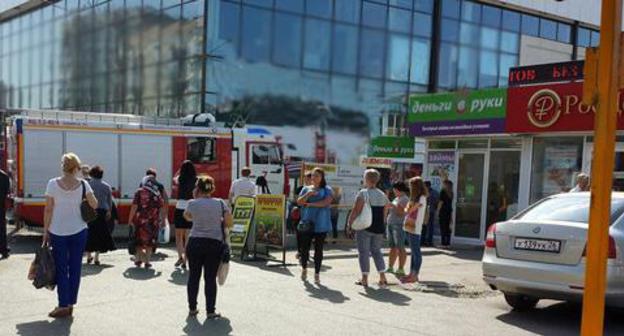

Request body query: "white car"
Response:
[482, 192, 624, 310]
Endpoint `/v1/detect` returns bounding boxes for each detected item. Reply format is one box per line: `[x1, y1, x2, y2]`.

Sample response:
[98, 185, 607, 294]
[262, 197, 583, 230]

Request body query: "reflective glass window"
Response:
[182, 1, 202, 19]
[389, 0, 412, 9]
[219, 1, 239, 43]
[241, 6, 271, 62]
[411, 37, 430, 85]
[457, 46, 478, 88]
[481, 5, 501, 28]
[387, 34, 410, 81]
[459, 22, 479, 45]
[502, 10, 520, 32]
[479, 50, 498, 88]
[362, 1, 387, 28]
[414, 0, 433, 13]
[539, 19, 557, 40]
[557, 23, 571, 43]
[441, 0, 460, 18]
[577, 27, 591, 47]
[335, 0, 360, 23]
[359, 28, 385, 78]
[358, 78, 382, 99]
[461, 1, 480, 23]
[591, 30, 600, 47]
[480, 27, 499, 50]
[389, 7, 411, 33]
[332, 23, 358, 74]
[521, 14, 539, 36]
[441, 18, 459, 42]
[306, 0, 332, 18]
[273, 13, 302, 68]
[243, 0, 272, 8]
[413, 12, 432, 37]
[498, 53, 517, 86]
[303, 18, 330, 71]
[500, 31, 519, 53]
[275, 0, 304, 13]
[438, 43, 458, 88]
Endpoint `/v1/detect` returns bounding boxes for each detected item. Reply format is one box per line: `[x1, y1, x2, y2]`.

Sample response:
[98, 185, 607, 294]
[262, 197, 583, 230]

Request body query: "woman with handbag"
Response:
[128, 175, 165, 269]
[347, 169, 390, 288]
[401, 177, 428, 284]
[85, 165, 116, 265]
[42, 153, 98, 318]
[296, 167, 333, 284]
[183, 175, 232, 319]
[173, 160, 197, 269]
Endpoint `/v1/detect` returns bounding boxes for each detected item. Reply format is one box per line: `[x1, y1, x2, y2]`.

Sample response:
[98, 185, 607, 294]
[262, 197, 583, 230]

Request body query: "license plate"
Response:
[514, 238, 561, 253]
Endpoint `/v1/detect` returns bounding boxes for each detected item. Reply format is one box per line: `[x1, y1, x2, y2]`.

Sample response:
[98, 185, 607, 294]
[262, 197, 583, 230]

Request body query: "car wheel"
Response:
[504, 293, 539, 311]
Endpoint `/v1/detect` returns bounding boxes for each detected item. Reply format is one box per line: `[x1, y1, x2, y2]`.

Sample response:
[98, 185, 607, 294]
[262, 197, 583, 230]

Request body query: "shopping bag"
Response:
[217, 262, 229, 286]
[158, 219, 171, 244]
[31, 246, 56, 290]
[351, 190, 372, 231]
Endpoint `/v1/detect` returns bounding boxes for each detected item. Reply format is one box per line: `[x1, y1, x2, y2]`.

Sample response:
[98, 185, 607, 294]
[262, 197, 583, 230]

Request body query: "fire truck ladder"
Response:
[6, 108, 184, 127]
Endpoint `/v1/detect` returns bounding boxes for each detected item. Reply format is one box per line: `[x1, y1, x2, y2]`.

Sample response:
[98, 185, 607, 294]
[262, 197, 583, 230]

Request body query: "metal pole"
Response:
[581, 0, 622, 335]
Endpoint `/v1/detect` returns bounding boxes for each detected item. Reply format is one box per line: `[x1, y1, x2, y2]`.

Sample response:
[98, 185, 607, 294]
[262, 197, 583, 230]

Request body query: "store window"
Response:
[187, 138, 216, 163]
[530, 137, 584, 204]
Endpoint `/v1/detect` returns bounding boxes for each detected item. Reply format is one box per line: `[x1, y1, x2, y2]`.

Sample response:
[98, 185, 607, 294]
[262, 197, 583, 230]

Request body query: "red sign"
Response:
[506, 82, 624, 133]
[508, 61, 584, 87]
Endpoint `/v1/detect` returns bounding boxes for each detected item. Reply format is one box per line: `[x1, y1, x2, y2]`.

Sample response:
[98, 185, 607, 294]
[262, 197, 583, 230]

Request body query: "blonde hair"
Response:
[408, 176, 428, 203]
[364, 169, 380, 185]
[62, 153, 82, 174]
[196, 175, 216, 195]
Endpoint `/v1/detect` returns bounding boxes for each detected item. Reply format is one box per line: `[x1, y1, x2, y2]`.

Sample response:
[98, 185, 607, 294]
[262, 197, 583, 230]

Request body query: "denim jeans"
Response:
[407, 232, 422, 275]
[356, 230, 386, 275]
[50, 229, 88, 308]
[186, 237, 222, 313]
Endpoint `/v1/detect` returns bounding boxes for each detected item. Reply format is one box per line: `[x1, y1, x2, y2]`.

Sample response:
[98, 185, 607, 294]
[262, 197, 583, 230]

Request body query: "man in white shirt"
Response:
[229, 167, 256, 205]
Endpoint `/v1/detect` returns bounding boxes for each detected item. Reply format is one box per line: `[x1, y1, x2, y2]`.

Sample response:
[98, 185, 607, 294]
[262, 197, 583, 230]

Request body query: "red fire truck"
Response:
[6, 109, 288, 226]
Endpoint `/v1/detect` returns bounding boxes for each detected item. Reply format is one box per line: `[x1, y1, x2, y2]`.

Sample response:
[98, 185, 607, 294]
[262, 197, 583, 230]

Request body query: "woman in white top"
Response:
[42, 153, 98, 318]
[401, 176, 428, 284]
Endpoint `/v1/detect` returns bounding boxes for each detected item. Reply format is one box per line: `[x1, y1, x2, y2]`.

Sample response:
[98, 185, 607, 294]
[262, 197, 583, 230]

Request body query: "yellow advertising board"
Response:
[254, 194, 286, 248]
[229, 196, 256, 249]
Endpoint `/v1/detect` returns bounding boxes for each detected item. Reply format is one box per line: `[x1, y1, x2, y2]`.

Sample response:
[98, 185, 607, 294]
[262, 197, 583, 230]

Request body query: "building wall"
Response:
[519, 35, 573, 66]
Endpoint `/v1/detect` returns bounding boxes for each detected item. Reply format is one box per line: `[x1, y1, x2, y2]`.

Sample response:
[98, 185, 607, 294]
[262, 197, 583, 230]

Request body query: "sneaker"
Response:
[395, 269, 406, 277]
[386, 267, 395, 274]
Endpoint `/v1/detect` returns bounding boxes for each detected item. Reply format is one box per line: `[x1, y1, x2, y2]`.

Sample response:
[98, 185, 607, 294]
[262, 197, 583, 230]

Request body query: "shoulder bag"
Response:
[80, 180, 98, 223]
[351, 189, 372, 231]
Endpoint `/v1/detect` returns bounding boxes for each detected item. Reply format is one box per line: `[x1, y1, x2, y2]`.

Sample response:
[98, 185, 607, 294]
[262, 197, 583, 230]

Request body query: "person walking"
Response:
[294, 171, 312, 259]
[438, 180, 454, 248]
[183, 176, 232, 319]
[42, 153, 98, 318]
[228, 167, 256, 206]
[385, 181, 410, 277]
[347, 169, 390, 288]
[143, 168, 169, 228]
[401, 177, 428, 284]
[297, 167, 333, 284]
[174, 160, 197, 269]
[0, 168, 10, 259]
[421, 181, 439, 247]
[85, 166, 116, 265]
[128, 175, 165, 268]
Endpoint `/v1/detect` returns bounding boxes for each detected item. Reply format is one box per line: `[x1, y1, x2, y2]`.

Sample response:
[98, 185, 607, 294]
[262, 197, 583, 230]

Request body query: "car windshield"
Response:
[516, 195, 624, 225]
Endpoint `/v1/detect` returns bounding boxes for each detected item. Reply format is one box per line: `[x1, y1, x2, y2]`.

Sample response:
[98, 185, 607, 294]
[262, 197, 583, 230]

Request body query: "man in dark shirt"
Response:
[421, 181, 439, 247]
[0, 169, 11, 259]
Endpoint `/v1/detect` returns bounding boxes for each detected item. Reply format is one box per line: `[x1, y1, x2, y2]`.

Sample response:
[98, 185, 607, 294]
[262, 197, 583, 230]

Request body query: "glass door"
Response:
[485, 151, 521, 236]
[455, 152, 486, 239]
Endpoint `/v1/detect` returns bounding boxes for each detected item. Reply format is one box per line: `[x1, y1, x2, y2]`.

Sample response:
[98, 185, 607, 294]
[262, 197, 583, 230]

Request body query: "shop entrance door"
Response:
[455, 152, 486, 240]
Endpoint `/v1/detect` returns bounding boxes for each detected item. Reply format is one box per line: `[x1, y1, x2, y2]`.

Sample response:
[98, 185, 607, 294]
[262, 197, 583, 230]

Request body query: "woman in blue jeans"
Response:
[347, 169, 390, 288]
[42, 153, 98, 318]
[401, 177, 428, 284]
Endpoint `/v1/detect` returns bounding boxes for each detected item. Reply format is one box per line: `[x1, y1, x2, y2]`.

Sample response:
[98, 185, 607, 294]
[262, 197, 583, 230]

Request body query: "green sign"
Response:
[369, 136, 415, 159]
[407, 88, 507, 123]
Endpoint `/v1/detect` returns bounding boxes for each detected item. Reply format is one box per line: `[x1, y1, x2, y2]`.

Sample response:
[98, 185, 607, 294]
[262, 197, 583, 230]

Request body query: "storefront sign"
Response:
[368, 136, 415, 159]
[508, 60, 584, 87]
[426, 152, 455, 192]
[229, 196, 256, 249]
[408, 88, 507, 136]
[254, 194, 285, 248]
[506, 82, 624, 133]
[360, 156, 393, 169]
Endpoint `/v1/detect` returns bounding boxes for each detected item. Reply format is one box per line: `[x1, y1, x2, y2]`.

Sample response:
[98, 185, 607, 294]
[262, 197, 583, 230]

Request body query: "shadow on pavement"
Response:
[183, 316, 233, 336]
[15, 317, 74, 336]
[304, 281, 350, 304]
[169, 268, 189, 286]
[122, 267, 162, 280]
[496, 302, 624, 336]
[81, 263, 114, 277]
[359, 287, 411, 306]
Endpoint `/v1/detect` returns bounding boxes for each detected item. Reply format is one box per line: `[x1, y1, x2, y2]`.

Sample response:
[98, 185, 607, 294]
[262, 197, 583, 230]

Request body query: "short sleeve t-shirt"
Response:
[45, 178, 93, 236]
[356, 188, 389, 234]
[187, 198, 231, 240]
[387, 194, 409, 226]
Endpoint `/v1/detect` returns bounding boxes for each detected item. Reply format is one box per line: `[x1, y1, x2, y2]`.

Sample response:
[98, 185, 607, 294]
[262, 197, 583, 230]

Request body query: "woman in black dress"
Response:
[438, 180, 454, 248]
[174, 160, 197, 268]
[85, 166, 116, 265]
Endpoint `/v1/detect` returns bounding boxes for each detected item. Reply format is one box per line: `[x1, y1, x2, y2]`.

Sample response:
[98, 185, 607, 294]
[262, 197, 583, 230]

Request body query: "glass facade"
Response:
[0, 0, 600, 124]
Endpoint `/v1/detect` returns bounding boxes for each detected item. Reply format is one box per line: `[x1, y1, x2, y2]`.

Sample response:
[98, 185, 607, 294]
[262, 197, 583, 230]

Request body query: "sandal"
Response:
[378, 281, 389, 288]
[175, 258, 184, 267]
[355, 280, 368, 287]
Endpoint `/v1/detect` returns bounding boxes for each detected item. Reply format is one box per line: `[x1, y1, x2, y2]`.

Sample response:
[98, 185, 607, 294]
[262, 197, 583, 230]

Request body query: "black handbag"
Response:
[297, 219, 314, 234]
[127, 226, 137, 255]
[80, 181, 98, 223]
[32, 245, 56, 290]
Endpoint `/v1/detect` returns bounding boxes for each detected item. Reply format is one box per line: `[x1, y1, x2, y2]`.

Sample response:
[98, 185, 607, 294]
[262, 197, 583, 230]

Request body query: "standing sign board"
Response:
[229, 196, 256, 249]
[255, 194, 286, 248]
[408, 88, 507, 136]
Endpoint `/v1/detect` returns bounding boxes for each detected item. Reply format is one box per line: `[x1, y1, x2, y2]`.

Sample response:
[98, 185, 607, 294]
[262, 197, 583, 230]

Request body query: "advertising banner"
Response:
[302, 162, 364, 207]
[543, 145, 580, 194]
[229, 196, 256, 249]
[508, 60, 584, 87]
[368, 136, 415, 159]
[506, 82, 624, 133]
[408, 88, 507, 136]
[427, 152, 455, 192]
[254, 194, 286, 248]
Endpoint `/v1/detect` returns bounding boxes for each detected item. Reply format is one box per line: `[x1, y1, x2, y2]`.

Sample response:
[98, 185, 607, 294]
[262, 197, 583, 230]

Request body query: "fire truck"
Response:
[5, 109, 288, 226]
